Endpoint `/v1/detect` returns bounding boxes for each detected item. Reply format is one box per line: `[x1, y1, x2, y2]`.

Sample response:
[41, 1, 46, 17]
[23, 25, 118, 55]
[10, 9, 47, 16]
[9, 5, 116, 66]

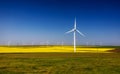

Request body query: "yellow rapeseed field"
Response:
[0, 46, 113, 53]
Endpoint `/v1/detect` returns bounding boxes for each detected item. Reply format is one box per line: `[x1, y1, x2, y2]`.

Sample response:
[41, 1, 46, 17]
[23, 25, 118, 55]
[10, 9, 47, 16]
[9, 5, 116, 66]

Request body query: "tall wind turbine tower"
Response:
[66, 18, 85, 52]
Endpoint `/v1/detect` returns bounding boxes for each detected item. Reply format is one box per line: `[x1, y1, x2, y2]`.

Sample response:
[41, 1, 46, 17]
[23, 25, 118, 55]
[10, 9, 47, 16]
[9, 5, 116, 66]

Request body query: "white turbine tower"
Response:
[66, 18, 85, 52]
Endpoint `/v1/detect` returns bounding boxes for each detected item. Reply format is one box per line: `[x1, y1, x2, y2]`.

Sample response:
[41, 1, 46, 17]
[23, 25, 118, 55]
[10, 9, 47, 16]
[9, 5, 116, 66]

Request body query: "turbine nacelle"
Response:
[66, 28, 85, 37]
[66, 18, 85, 37]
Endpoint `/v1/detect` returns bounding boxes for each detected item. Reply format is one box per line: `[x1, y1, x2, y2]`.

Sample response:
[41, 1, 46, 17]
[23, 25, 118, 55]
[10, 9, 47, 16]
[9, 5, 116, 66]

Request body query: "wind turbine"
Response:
[66, 18, 85, 52]
[46, 41, 49, 46]
[61, 41, 64, 48]
[86, 42, 89, 46]
[8, 41, 11, 46]
[99, 42, 102, 46]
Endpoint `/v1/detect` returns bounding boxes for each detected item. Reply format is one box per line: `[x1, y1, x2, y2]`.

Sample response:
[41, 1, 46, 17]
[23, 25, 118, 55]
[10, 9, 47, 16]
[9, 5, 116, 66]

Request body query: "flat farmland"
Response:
[0, 53, 120, 74]
[0, 46, 116, 53]
[0, 46, 120, 74]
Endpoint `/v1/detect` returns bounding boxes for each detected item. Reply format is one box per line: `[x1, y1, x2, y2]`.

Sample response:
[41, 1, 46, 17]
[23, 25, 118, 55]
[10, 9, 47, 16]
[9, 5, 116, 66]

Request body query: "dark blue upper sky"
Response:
[0, 0, 120, 45]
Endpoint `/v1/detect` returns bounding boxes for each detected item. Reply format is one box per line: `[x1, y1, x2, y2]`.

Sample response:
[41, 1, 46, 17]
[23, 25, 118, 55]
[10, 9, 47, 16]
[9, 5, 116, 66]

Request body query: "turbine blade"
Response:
[74, 18, 76, 29]
[66, 29, 74, 34]
[76, 29, 85, 37]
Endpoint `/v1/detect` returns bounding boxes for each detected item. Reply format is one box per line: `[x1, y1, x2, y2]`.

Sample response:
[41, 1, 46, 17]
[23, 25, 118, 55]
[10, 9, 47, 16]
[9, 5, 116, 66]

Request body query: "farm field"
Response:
[0, 45, 117, 53]
[0, 46, 120, 74]
[0, 53, 120, 74]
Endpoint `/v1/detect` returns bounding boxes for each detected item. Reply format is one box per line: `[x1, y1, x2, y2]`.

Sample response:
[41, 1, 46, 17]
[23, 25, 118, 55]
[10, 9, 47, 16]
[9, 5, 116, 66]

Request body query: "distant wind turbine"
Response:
[32, 42, 34, 45]
[99, 42, 102, 46]
[8, 41, 11, 46]
[46, 41, 49, 46]
[66, 18, 85, 52]
[61, 41, 64, 48]
[86, 42, 89, 46]
[61, 41, 64, 46]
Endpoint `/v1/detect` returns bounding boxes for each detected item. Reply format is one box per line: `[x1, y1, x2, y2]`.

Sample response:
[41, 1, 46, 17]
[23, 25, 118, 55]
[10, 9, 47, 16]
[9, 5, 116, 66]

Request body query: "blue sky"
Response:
[0, 0, 120, 45]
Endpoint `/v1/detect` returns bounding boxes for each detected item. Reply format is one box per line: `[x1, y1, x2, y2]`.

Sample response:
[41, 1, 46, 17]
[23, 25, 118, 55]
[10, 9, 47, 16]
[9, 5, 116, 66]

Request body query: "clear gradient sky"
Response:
[0, 0, 120, 45]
